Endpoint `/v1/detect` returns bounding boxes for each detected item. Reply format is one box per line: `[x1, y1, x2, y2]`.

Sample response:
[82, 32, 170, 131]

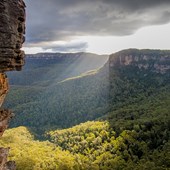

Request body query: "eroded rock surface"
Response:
[0, 80, 14, 169]
[0, 0, 26, 169]
[0, 148, 16, 170]
[0, 148, 9, 170]
[0, 148, 15, 170]
[0, 73, 13, 138]
[0, 74, 8, 107]
[109, 49, 170, 74]
[0, 109, 14, 137]
[0, 0, 26, 71]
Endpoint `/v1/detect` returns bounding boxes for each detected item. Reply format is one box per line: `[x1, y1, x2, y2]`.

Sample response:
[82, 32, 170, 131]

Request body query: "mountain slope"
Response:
[4, 49, 170, 136]
[2, 49, 170, 169]
[7, 52, 108, 86]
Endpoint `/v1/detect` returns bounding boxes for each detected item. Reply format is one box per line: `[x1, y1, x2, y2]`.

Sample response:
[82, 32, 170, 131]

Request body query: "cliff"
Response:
[0, 74, 8, 107]
[0, 74, 13, 137]
[0, 0, 26, 169]
[107, 49, 170, 110]
[0, 0, 25, 71]
[109, 49, 170, 74]
[0, 74, 13, 138]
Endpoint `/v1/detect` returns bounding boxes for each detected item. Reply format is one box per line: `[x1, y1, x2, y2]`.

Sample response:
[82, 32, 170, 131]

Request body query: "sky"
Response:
[23, 0, 170, 54]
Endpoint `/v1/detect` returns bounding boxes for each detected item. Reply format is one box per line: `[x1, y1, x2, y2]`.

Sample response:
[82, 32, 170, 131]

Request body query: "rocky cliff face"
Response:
[109, 49, 170, 74]
[0, 74, 8, 107]
[0, 0, 25, 71]
[0, 0, 25, 169]
[0, 74, 13, 137]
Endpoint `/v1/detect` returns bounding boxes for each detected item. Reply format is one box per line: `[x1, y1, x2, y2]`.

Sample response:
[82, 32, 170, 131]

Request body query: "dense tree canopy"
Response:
[2, 50, 170, 169]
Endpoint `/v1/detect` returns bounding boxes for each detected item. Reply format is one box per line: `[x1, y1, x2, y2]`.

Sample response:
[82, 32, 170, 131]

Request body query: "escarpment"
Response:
[0, 74, 13, 137]
[0, 74, 8, 107]
[109, 49, 170, 74]
[0, 0, 25, 71]
[107, 49, 170, 105]
[0, 0, 26, 169]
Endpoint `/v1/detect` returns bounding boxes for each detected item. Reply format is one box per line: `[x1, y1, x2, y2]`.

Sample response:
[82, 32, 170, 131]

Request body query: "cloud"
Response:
[42, 42, 88, 53]
[24, 40, 88, 53]
[24, 0, 170, 50]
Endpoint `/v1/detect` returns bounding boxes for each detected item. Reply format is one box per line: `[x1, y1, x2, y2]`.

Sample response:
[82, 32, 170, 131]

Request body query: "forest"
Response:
[1, 49, 170, 169]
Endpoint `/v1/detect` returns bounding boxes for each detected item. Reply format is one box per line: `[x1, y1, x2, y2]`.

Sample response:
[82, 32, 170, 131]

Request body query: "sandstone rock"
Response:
[0, 0, 26, 71]
[0, 73, 11, 137]
[0, 0, 26, 169]
[109, 49, 170, 74]
[0, 109, 14, 137]
[0, 148, 9, 170]
[0, 148, 16, 170]
[0, 74, 8, 107]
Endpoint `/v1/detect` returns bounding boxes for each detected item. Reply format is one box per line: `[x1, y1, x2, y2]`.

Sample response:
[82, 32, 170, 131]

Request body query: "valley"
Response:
[1, 49, 170, 169]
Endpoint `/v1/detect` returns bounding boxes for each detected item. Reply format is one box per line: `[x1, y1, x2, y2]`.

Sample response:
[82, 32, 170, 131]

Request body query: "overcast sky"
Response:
[23, 0, 170, 54]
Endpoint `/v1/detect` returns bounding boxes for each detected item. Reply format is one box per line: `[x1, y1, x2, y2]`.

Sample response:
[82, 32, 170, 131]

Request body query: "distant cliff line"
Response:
[109, 49, 170, 74]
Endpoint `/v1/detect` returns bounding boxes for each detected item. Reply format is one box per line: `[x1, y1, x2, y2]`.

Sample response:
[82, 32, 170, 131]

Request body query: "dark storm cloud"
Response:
[25, 0, 170, 50]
